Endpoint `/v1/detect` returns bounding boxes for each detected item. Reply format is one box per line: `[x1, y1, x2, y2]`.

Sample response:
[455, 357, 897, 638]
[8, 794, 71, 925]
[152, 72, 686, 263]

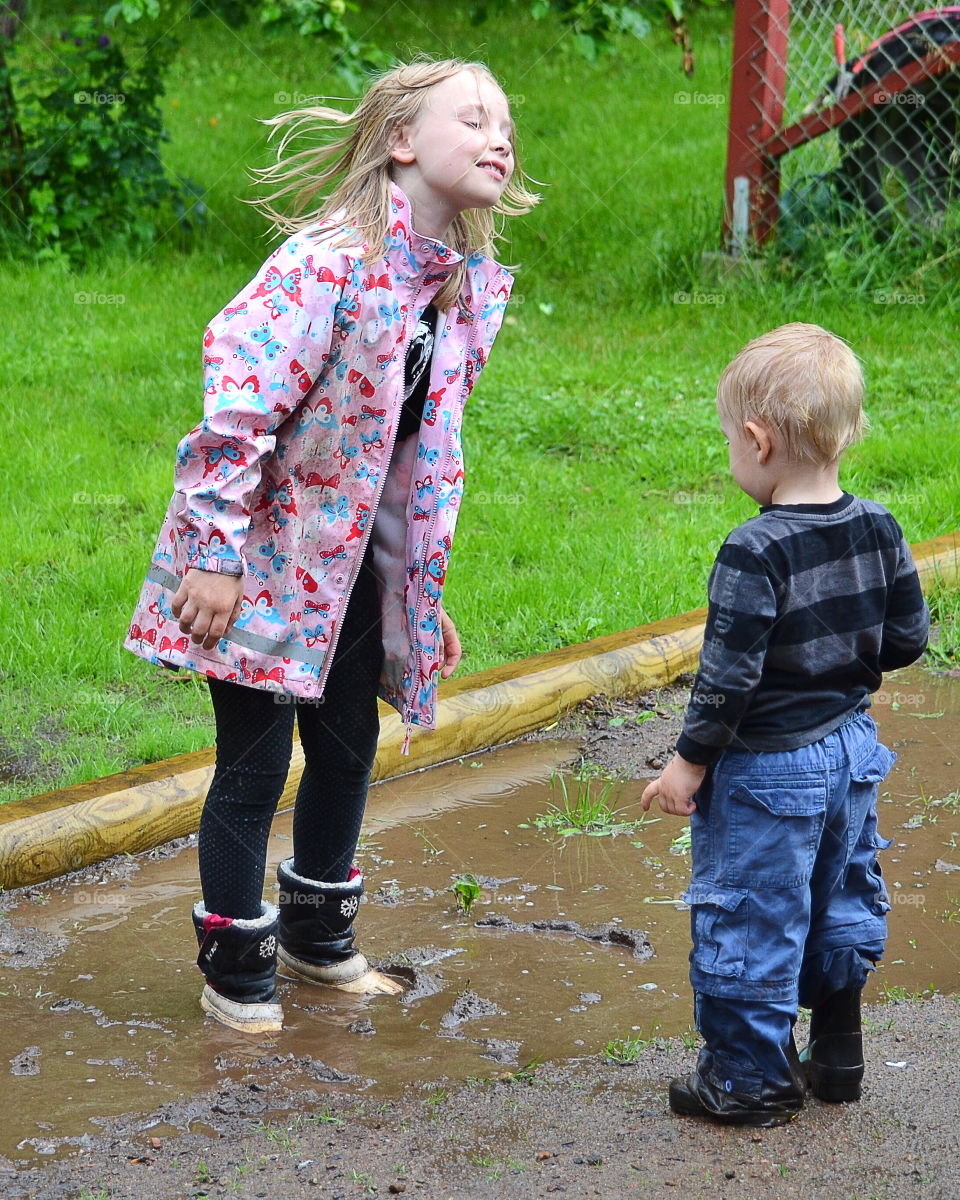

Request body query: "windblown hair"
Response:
[248, 57, 540, 311]
[717, 323, 868, 463]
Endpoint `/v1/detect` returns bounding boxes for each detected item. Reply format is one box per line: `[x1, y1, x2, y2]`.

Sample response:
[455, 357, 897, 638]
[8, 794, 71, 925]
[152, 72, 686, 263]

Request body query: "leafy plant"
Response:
[604, 1031, 658, 1063]
[1, 13, 203, 263]
[528, 760, 641, 837]
[450, 872, 483, 914]
[669, 825, 692, 855]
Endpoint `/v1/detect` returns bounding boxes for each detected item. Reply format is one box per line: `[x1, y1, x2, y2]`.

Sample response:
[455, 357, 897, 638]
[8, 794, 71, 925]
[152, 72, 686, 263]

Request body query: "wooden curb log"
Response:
[1, 531, 957, 890]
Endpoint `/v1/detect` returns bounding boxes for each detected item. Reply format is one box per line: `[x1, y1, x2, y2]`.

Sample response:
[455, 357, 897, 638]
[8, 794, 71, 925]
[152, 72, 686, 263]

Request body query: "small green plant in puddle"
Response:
[194, 1161, 213, 1184]
[526, 760, 643, 838]
[450, 873, 482, 914]
[79, 1190, 111, 1200]
[604, 1031, 659, 1063]
[669, 825, 693, 856]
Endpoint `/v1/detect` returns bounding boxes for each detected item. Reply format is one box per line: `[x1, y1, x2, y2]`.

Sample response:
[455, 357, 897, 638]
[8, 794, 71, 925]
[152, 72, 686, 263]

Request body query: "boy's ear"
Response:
[389, 124, 416, 165]
[743, 419, 774, 464]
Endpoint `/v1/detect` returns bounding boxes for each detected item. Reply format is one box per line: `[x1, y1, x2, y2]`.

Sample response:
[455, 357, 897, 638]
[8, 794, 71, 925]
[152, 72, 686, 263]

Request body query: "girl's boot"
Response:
[192, 901, 284, 1033]
[276, 858, 402, 995]
[800, 986, 864, 1102]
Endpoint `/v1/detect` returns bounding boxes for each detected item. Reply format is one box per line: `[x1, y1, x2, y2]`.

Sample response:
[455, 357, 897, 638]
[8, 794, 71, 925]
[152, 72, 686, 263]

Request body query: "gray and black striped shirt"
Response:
[677, 493, 930, 765]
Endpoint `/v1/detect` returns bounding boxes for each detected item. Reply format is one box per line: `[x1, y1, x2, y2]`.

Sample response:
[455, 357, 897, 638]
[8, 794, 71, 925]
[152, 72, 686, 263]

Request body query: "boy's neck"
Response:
[767, 460, 843, 506]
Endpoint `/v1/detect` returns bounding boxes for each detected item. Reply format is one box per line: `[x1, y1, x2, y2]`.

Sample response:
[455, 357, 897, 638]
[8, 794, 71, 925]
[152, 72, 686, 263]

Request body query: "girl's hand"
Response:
[171, 568, 244, 650]
[640, 754, 706, 817]
[438, 606, 462, 679]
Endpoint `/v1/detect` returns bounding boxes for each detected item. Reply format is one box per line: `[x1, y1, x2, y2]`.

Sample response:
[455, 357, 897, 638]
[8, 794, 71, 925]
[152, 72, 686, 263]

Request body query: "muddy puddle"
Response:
[1, 663, 958, 1162]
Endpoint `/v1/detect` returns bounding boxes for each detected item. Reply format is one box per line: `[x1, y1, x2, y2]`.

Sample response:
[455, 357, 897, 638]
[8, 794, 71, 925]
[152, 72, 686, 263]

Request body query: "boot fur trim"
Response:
[193, 900, 280, 929]
[277, 859, 363, 890]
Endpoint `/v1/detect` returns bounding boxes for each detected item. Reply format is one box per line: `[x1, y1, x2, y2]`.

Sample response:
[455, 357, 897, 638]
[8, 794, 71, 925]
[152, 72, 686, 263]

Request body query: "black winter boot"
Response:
[192, 901, 283, 1033]
[276, 858, 402, 995]
[800, 986, 864, 1102]
[669, 1053, 804, 1128]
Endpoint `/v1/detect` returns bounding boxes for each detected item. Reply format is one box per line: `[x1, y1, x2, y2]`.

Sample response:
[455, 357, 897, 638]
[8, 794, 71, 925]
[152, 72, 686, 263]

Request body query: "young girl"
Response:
[126, 58, 538, 1033]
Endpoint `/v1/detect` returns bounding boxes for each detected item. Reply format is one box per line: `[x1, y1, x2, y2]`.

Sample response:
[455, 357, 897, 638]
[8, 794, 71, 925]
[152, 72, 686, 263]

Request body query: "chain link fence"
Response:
[724, 2, 960, 254]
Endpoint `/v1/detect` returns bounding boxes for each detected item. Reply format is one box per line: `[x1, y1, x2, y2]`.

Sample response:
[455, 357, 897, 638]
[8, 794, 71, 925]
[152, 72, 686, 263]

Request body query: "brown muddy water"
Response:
[1, 664, 958, 1162]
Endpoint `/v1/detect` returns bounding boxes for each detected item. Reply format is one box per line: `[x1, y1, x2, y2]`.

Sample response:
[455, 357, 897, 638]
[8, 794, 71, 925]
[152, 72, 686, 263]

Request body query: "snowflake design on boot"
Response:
[340, 896, 360, 918]
[259, 934, 277, 957]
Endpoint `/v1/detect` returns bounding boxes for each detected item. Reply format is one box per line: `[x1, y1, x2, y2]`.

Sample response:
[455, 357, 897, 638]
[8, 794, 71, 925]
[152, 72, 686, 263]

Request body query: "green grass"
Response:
[527, 761, 640, 837]
[2, 4, 959, 802]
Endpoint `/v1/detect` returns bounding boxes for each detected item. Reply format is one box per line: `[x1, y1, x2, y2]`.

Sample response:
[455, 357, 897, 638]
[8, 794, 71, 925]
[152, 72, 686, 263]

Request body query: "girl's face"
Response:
[390, 69, 515, 238]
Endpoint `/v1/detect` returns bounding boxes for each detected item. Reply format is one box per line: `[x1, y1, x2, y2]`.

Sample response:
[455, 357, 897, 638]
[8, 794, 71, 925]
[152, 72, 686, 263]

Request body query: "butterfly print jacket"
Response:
[125, 184, 513, 735]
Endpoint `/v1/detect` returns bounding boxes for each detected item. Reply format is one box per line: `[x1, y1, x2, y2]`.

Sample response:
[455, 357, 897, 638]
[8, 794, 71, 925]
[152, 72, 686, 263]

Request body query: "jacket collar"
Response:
[385, 181, 463, 276]
[384, 182, 509, 309]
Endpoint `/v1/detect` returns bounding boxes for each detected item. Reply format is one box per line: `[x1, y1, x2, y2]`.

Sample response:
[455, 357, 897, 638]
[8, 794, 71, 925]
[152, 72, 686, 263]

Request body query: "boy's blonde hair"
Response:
[249, 57, 540, 311]
[717, 323, 867, 463]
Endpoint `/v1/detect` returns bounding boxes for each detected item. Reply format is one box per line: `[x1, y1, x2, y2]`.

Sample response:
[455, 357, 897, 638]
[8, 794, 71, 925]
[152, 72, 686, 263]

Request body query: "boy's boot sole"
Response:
[200, 984, 284, 1033]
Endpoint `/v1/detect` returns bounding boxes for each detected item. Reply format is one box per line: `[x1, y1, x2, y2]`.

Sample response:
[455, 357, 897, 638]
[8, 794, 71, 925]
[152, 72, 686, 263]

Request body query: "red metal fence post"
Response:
[723, 0, 791, 251]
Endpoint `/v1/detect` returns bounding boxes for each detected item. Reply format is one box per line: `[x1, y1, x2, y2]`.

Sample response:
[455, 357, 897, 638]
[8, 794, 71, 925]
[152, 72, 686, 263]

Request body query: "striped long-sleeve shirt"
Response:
[676, 493, 930, 765]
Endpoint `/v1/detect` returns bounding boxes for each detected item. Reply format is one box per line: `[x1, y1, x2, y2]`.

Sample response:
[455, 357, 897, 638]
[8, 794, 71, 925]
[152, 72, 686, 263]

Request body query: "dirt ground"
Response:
[4, 679, 960, 1200]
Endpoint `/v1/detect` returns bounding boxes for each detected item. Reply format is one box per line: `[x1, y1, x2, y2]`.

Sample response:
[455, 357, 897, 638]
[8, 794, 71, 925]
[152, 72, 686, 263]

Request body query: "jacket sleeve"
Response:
[172, 233, 347, 574]
[879, 532, 930, 671]
[675, 541, 779, 765]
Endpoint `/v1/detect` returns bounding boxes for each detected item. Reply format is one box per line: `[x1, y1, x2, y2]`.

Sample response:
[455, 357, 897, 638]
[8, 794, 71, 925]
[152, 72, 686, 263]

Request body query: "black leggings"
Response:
[197, 557, 384, 919]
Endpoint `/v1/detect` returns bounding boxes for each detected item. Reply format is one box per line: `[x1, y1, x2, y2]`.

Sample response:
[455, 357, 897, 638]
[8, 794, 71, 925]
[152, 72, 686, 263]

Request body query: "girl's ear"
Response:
[390, 124, 416, 165]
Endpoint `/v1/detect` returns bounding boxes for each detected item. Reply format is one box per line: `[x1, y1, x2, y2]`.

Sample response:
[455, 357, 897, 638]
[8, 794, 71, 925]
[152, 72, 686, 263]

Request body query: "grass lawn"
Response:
[2, 4, 958, 802]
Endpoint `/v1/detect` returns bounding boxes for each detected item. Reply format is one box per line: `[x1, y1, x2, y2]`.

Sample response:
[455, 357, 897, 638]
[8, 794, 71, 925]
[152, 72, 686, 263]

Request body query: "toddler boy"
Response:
[642, 323, 929, 1126]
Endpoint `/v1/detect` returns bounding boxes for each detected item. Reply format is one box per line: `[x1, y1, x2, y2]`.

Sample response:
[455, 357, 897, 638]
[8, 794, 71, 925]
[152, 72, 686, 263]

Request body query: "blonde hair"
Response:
[717, 323, 868, 463]
[249, 57, 540, 311]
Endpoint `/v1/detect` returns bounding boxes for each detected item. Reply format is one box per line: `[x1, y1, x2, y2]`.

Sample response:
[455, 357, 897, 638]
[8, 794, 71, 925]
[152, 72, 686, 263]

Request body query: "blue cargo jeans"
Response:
[682, 710, 895, 1095]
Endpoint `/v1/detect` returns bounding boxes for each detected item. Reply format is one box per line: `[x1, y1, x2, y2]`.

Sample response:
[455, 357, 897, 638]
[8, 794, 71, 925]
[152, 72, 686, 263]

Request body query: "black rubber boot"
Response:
[276, 858, 401, 994]
[669, 1054, 804, 1128]
[192, 901, 283, 1032]
[800, 986, 864, 1102]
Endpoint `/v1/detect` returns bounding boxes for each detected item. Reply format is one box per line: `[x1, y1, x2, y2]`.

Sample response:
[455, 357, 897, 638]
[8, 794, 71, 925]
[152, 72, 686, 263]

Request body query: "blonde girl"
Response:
[126, 58, 538, 1032]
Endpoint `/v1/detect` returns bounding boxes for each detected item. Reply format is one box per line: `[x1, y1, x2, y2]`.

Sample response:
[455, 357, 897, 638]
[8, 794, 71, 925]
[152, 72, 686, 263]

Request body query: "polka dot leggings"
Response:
[197, 557, 384, 919]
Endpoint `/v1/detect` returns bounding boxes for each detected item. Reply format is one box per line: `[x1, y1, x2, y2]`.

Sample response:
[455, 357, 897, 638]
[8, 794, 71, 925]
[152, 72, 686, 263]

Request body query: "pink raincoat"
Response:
[125, 184, 513, 732]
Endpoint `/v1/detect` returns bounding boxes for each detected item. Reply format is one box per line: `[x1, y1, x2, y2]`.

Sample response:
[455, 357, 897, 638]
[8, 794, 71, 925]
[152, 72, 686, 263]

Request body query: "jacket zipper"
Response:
[402, 269, 509, 744]
[313, 272, 429, 701]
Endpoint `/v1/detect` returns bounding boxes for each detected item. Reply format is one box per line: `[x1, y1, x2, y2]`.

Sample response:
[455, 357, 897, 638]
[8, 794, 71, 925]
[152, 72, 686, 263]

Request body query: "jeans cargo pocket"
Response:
[722, 780, 827, 889]
[850, 743, 896, 786]
[684, 882, 749, 979]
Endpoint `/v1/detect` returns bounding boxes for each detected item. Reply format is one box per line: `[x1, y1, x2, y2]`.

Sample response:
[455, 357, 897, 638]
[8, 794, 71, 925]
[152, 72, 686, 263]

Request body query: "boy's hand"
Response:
[438, 606, 462, 678]
[171, 568, 244, 650]
[641, 753, 707, 817]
